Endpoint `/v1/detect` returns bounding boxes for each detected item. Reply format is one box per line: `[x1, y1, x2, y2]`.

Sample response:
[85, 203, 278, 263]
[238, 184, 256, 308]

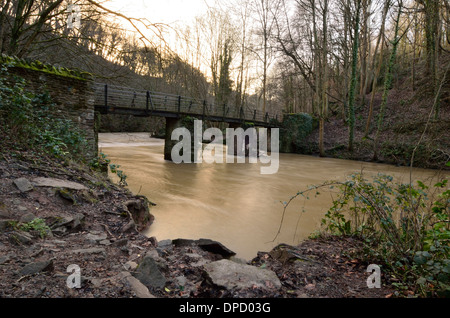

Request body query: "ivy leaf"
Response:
[443, 264, 450, 274]
[417, 277, 427, 285]
[417, 180, 428, 190]
[414, 251, 431, 265]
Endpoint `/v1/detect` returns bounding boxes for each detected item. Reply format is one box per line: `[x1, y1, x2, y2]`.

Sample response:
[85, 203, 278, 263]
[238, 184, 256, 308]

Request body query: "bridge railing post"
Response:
[146, 91, 150, 114]
[104, 84, 108, 114]
[202, 100, 206, 121]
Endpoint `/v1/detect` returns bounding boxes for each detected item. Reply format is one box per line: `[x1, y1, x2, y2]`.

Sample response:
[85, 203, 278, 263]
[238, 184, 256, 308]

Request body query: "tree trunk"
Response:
[348, 0, 361, 152]
[422, 0, 441, 119]
[0, 0, 12, 53]
[364, 0, 390, 137]
[342, 0, 351, 125]
[373, 1, 403, 161]
[320, 0, 329, 157]
[359, 0, 370, 105]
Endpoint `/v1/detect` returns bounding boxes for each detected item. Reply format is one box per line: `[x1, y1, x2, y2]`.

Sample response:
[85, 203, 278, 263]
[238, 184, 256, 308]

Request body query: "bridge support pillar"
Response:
[226, 123, 254, 158]
[227, 123, 240, 158]
[226, 124, 273, 158]
[164, 117, 184, 161]
[164, 117, 201, 162]
[265, 128, 272, 153]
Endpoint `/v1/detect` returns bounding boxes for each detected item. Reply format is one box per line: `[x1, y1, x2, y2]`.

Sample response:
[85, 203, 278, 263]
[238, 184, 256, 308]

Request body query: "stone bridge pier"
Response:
[163, 118, 274, 162]
[226, 123, 273, 158]
[164, 117, 187, 161]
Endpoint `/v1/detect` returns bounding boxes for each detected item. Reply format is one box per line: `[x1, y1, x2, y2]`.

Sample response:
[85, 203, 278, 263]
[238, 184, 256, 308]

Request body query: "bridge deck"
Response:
[93, 83, 279, 127]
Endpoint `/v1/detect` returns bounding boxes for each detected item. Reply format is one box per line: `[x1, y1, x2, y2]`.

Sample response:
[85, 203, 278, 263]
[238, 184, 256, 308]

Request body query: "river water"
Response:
[99, 132, 445, 260]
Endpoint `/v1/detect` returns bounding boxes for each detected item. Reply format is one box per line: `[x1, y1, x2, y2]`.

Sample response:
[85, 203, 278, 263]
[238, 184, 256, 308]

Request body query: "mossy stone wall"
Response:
[280, 113, 315, 153]
[8, 66, 98, 159]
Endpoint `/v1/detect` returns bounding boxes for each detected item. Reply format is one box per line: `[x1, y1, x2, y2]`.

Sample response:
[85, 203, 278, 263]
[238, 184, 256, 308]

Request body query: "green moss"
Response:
[57, 188, 78, 205]
[242, 122, 255, 130]
[0, 54, 93, 81]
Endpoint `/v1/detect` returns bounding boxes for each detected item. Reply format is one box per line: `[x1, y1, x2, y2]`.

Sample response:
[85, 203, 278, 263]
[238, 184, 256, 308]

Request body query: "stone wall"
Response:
[9, 67, 98, 159]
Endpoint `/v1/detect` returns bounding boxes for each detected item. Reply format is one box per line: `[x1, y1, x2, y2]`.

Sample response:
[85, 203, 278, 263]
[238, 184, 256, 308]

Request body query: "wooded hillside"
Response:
[0, 0, 448, 167]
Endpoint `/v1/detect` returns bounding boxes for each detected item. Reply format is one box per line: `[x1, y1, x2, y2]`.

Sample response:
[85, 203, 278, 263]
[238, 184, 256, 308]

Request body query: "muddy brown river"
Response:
[99, 132, 445, 260]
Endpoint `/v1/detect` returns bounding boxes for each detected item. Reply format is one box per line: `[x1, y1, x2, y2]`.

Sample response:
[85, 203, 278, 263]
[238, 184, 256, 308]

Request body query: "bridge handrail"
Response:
[93, 82, 279, 124]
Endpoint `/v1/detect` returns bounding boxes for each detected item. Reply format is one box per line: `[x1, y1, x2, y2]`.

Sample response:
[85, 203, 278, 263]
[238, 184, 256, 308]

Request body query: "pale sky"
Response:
[105, 0, 211, 25]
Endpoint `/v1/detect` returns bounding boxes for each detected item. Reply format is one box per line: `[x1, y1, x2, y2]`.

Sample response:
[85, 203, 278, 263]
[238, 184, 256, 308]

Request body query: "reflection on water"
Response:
[99, 132, 445, 260]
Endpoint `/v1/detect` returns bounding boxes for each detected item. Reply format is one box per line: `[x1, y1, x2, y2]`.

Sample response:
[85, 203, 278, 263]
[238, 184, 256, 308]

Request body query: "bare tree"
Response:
[252, 0, 281, 115]
[373, 0, 404, 160]
[275, 0, 331, 156]
[364, 0, 391, 137]
[1, 0, 170, 58]
[417, 0, 441, 119]
[347, 0, 361, 152]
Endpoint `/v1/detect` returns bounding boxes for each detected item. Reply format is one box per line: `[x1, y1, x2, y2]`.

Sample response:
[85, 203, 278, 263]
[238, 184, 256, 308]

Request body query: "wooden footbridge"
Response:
[93, 83, 279, 127]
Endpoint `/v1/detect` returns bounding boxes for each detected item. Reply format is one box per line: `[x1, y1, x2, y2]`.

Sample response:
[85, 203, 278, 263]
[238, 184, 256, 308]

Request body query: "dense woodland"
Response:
[0, 0, 449, 161]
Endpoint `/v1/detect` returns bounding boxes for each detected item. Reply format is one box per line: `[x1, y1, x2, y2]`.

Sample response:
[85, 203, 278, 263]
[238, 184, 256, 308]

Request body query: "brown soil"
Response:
[0, 151, 396, 299]
[193, 237, 395, 298]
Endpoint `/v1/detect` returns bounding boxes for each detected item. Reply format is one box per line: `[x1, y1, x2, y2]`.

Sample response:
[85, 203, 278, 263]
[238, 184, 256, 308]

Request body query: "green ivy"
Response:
[109, 163, 127, 186]
[279, 113, 314, 153]
[0, 64, 89, 161]
[16, 218, 52, 239]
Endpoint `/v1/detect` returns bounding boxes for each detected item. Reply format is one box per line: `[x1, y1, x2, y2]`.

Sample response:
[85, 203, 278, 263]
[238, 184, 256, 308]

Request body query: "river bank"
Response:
[0, 150, 396, 298]
[302, 84, 450, 171]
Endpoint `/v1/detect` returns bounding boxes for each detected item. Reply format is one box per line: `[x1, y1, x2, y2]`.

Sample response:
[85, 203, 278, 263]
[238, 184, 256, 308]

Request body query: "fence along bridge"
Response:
[93, 83, 279, 126]
[93, 82, 279, 161]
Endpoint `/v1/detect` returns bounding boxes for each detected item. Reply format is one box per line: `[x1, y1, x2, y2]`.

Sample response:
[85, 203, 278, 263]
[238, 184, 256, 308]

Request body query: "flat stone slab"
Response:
[19, 213, 36, 223]
[204, 259, 281, 290]
[132, 256, 167, 290]
[85, 232, 108, 243]
[32, 177, 88, 190]
[14, 178, 34, 192]
[196, 238, 236, 258]
[19, 260, 54, 276]
[172, 238, 236, 258]
[9, 231, 33, 245]
[119, 272, 156, 298]
[71, 247, 106, 255]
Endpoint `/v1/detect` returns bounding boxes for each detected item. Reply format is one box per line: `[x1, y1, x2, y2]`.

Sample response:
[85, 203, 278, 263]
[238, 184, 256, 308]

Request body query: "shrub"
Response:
[0, 63, 89, 160]
[279, 113, 314, 153]
[321, 168, 449, 297]
[16, 218, 52, 239]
